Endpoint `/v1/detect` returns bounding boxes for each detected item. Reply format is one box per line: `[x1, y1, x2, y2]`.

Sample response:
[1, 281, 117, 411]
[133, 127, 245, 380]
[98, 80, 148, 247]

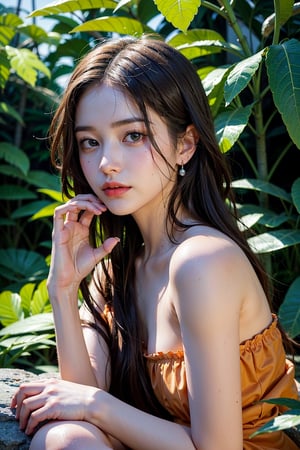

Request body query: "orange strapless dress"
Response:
[144, 316, 299, 449]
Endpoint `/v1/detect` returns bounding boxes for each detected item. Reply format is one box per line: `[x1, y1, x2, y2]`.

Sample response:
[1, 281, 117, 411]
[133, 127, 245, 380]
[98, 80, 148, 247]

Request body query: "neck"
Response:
[133, 208, 171, 261]
[133, 203, 193, 263]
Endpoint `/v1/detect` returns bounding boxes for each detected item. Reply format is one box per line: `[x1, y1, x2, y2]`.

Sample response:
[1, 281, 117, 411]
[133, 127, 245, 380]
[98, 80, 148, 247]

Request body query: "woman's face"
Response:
[75, 83, 180, 219]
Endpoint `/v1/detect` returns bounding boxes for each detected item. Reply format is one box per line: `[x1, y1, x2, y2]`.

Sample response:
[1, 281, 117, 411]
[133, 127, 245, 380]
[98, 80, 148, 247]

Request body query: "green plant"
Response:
[0, 2, 68, 291]
[1, 0, 299, 339]
[250, 397, 300, 440]
[0, 280, 56, 372]
[26, 0, 300, 335]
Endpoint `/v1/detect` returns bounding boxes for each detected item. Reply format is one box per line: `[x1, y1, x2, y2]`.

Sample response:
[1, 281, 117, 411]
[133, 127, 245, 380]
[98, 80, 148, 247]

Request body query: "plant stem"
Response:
[201, 1, 227, 20]
[253, 101, 268, 202]
[237, 141, 258, 177]
[217, 0, 252, 57]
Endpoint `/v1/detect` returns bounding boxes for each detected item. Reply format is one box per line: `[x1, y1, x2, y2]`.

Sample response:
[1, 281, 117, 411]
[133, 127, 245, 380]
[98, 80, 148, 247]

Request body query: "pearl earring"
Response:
[179, 162, 186, 176]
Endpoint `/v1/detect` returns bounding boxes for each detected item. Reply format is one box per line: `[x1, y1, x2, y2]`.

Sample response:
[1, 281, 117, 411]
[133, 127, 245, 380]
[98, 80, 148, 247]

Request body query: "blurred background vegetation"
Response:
[0, 0, 299, 378]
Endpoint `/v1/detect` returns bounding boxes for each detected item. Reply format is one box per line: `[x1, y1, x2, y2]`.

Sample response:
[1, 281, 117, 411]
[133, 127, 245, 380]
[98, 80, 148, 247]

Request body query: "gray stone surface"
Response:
[0, 369, 300, 449]
[0, 369, 35, 449]
[0, 369, 59, 450]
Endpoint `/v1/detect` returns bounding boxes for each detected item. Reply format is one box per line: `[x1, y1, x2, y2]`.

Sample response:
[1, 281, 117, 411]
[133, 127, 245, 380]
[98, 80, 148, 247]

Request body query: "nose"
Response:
[98, 139, 122, 174]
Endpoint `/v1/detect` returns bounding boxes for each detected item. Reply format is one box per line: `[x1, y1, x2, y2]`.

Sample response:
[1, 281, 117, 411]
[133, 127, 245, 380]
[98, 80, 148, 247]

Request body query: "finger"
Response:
[66, 196, 106, 212]
[93, 237, 120, 263]
[12, 383, 44, 419]
[18, 395, 46, 432]
[11, 390, 18, 408]
[78, 209, 98, 228]
[53, 201, 106, 231]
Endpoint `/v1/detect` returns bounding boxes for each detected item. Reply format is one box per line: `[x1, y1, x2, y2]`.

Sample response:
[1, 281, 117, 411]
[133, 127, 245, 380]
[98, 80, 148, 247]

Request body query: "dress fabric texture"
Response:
[144, 316, 299, 450]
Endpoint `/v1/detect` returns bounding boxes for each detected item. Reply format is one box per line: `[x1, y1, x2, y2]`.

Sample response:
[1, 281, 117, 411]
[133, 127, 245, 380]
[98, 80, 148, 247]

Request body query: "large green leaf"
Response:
[0, 26, 15, 47]
[0, 249, 48, 284]
[247, 230, 300, 253]
[11, 201, 52, 219]
[18, 24, 61, 46]
[114, 0, 131, 12]
[237, 204, 288, 228]
[137, 0, 160, 24]
[0, 184, 37, 200]
[154, 0, 200, 32]
[168, 29, 225, 59]
[279, 277, 300, 339]
[5, 46, 51, 87]
[0, 313, 54, 336]
[30, 0, 117, 16]
[250, 411, 300, 437]
[0, 13, 23, 28]
[238, 212, 288, 231]
[31, 280, 51, 315]
[0, 102, 24, 124]
[0, 333, 55, 351]
[0, 142, 29, 175]
[263, 398, 300, 409]
[202, 66, 229, 97]
[291, 178, 300, 214]
[0, 164, 26, 178]
[274, 0, 294, 28]
[22, 171, 61, 190]
[38, 188, 64, 202]
[214, 105, 252, 153]
[0, 291, 24, 326]
[20, 283, 36, 316]
[266, 39, 300, 149]
[71, 16, 144, 36]
[0, 49, 10, 89]
[231, 178, 292, 202]
[0, 13, 22, 46]
[31, 202, 61, 220]
[174, 41, 242, 61]
[225, 50, 264, 105]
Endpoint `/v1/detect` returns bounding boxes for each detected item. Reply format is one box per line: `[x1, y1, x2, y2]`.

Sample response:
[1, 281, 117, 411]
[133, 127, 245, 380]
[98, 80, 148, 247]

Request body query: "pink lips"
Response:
[102, 182, 131, 198]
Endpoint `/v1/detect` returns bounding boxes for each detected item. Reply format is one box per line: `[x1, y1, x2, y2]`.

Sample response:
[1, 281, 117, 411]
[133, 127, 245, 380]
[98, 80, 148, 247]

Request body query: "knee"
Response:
[29, 420, 113, 450]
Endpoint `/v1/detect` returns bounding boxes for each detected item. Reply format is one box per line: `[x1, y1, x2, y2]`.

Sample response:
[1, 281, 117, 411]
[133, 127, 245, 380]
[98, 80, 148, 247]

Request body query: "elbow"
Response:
[191, 435, 242, 450]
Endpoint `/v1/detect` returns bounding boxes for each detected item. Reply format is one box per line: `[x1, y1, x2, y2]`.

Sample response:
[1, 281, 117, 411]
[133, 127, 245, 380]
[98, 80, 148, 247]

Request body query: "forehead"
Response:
[75, 83, 141, 126]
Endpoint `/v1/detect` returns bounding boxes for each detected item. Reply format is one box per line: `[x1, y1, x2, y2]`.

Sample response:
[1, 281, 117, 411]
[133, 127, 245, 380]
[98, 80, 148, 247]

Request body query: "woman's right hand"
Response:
[47, 194, 119, 296]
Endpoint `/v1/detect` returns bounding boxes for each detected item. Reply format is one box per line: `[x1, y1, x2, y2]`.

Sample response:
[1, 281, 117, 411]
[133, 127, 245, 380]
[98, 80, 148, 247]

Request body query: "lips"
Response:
[102, 182, 131, 198]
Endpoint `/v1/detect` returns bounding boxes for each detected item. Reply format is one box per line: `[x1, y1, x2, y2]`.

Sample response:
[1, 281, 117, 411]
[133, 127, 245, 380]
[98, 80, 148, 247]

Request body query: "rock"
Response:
[0, 369, 299, 449]
[0, 369, 59, 450]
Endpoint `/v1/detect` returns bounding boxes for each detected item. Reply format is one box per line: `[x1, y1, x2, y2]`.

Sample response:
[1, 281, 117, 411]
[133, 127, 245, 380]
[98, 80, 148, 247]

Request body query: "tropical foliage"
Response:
[0, 0, 299, 375]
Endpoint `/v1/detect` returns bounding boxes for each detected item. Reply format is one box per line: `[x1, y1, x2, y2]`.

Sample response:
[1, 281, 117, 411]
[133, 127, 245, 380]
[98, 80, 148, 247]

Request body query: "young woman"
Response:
[11, 36, 298, 450]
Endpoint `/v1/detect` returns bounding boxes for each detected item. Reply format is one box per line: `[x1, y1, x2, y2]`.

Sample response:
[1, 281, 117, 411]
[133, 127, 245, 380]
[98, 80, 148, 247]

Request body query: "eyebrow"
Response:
[74, 117, 147, 133]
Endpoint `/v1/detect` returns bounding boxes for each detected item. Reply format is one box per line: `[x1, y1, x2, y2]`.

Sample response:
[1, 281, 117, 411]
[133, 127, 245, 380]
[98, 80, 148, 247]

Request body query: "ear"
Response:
[176, 124, 199, 165]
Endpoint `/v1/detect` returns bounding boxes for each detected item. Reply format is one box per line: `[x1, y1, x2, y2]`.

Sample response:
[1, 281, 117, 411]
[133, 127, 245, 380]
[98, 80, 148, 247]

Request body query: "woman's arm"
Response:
[170, 235, 245, 450]
[11, 234, 244, 450]
[11, 377, 195, 449]
[46, 195, 118, 387]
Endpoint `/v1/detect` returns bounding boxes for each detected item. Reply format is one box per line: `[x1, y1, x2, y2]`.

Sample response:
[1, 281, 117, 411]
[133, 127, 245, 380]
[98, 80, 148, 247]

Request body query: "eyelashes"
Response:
[77, 130, 148, 151]
[123, 131, 147, 143]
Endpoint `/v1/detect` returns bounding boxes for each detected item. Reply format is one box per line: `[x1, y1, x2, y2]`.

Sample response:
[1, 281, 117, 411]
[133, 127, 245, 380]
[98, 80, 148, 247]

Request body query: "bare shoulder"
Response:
[170, 226, 247, 286]
[169, 227, 250, 322]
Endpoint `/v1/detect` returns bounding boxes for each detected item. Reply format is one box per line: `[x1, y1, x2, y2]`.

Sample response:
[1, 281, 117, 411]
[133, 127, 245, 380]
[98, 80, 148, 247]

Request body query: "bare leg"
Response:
[29, 420, 127, 450]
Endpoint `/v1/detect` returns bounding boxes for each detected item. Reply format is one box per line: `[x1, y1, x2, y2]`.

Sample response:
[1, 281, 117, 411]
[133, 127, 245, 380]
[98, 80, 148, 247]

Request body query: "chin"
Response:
[106, 207, 133, 217]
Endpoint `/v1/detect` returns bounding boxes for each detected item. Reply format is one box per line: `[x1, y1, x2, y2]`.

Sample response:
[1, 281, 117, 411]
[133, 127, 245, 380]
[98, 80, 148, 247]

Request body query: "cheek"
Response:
[80, 156, 94, 183]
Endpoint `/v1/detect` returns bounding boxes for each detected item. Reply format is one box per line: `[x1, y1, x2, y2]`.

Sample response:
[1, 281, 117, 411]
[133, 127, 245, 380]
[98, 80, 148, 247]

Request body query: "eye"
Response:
[124, 132, 146, 143]
[78, 138, 99, 151]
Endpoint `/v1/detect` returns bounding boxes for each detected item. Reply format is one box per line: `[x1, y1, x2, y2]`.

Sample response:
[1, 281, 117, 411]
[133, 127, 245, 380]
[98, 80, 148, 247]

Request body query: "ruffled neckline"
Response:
[144, 314, 277, 360]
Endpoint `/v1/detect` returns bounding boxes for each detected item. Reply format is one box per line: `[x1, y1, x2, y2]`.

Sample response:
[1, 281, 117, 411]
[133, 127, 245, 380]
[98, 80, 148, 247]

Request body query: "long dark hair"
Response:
[49, 36, 275, 417]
